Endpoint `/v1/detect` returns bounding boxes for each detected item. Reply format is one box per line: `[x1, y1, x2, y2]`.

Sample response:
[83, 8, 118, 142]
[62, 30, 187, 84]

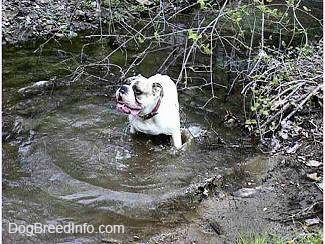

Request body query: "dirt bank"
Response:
[148, 112, 323, 243]
[2, 0, 102, 45]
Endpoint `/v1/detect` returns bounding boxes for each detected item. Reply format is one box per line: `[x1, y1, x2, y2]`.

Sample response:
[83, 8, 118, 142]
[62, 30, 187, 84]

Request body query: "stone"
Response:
[233, 188, 259, 198]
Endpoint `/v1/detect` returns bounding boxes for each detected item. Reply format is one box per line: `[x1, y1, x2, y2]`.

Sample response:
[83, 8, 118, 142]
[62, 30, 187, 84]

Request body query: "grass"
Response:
[236, 231, 323, 244]
[236, 233, 284, 244]
[295, 232, 323, 244]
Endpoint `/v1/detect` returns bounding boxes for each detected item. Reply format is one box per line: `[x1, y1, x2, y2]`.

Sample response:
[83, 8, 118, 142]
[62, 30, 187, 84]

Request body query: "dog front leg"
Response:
[171, 131, 182, 149]
[130, 125, 136, 134]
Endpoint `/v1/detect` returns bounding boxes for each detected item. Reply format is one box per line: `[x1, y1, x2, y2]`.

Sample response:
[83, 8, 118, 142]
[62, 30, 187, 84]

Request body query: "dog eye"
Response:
[133, 87, 142, 95]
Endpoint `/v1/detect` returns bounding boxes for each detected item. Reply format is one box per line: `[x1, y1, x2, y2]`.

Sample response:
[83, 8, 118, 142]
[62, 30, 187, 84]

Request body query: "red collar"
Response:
[140, 97, 162, 120]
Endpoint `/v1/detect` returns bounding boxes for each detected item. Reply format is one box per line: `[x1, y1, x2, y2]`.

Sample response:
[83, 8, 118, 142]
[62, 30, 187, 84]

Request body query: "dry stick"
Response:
[237, 7, 255, 119]
[208, 9, 224, 98]
[281, 84, 322, 124]
[73, 37, 133, 81]
[85, 16, 144, 39]
[33, 35, 55, 54]
[146, 44, 181, 54]
[91, 10, 167, 78]
[157, 46, 179, 73]
[86, 73, 111, 82]
[120, 19, 145, 38]
[177, 27, 207, 85]
[247, 9, 257, 71]
[244, 8, 266, 81]
[218, 36, 243, 51]
[213, 30, 227, 57]
[241, 80, 257, 95]
[270, 81, 307, 110]
[270, 80, 315, 110]
[292, 4, 308, 45]
[123, 43, 153, 77]
[178, 82, 211, 92]
[177, 0, 228, 87]
[261, 11, 265, 50]
[80, 41, 99, 63]
[259, 101, 291, 131]
[83, 63, 123, 73]
[96, 0, 103, 43]
[79, 9, 165, 75]
[227, 71, 245, 96]
[159, 0, 166, 31]
[177, 38, 189, 85]
[288, 13, 298, 48]
[160, 51, 184, 75]
[71, 69, 84, 83]
[209, 49, 214, 96]
[119, 21, 139, 37]
[219, 35, 253, 50]
[143, 27, 206, 40]
[260, 84, 322, 130]
[167, 2, 198, 21]
[107, 0, 113, 34]
[297, 8, 324, 25]
[53, 57, 79, 73]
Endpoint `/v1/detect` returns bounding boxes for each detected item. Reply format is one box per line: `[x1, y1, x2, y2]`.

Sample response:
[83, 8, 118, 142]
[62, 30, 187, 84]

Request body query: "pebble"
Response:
[101, 238, 121, 244]
[75, 10, 85, 16]
[305, 218, 320, 226]
[18, 80, 52, 95]
[306, 173, 321, 181]
[233, 187, 259, 198]
[306, 160, 322, 167]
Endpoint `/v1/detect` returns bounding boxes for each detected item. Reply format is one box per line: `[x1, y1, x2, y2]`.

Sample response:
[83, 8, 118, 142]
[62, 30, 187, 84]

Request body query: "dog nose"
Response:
[119, 85, 128, 94]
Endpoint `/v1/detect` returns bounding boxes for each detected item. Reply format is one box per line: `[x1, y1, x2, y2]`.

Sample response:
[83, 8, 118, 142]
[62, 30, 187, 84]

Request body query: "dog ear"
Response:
[124, 74, 147, 84]
[123, 77, 132, 85]
[152, 82, 163, 97]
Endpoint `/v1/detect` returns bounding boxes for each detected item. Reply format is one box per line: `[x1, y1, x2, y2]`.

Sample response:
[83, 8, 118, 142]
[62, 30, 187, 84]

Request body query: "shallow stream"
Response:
[3, 38, 270, 243]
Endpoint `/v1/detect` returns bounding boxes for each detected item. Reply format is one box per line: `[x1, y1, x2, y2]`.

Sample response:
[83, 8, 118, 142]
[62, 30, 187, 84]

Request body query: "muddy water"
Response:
[3, 39, 264, 243]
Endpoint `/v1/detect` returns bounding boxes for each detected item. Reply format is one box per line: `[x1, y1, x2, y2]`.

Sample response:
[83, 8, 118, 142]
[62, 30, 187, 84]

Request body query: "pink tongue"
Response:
[116, 103, 140, 115]
[130, 109, 140, 115]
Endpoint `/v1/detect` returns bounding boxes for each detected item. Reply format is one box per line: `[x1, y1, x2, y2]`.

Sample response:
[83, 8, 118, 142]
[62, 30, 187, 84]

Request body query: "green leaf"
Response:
[261, 110, 269, 116]
[154, 31, 160, 40]
[137, 36, 146, 43]
[197, 0, 205, 9]
[188, 29, 201, 42]
[200, 44, 213, 55]
[286, 0, 295, 5]
[245, 119, 257, 125]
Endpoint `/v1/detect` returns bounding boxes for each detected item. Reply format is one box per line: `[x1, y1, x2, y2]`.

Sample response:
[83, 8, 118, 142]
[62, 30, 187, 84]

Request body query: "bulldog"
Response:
[116, 74, 182, 148]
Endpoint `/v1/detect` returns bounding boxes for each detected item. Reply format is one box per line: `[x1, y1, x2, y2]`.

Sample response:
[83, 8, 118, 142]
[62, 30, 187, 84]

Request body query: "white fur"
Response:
[117, 74, 182, 148]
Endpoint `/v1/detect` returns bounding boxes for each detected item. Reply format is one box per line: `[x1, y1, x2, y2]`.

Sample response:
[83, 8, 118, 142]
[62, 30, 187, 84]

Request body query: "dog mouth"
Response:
[116, 95, 142, 115]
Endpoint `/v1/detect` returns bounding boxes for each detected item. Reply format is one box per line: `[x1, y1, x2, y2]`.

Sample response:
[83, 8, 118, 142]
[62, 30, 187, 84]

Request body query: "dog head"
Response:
[116, 75, 163, 116]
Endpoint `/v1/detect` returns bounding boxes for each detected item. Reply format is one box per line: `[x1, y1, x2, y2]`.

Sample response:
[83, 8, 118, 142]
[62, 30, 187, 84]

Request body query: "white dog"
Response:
[116, 74, 182, 148]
